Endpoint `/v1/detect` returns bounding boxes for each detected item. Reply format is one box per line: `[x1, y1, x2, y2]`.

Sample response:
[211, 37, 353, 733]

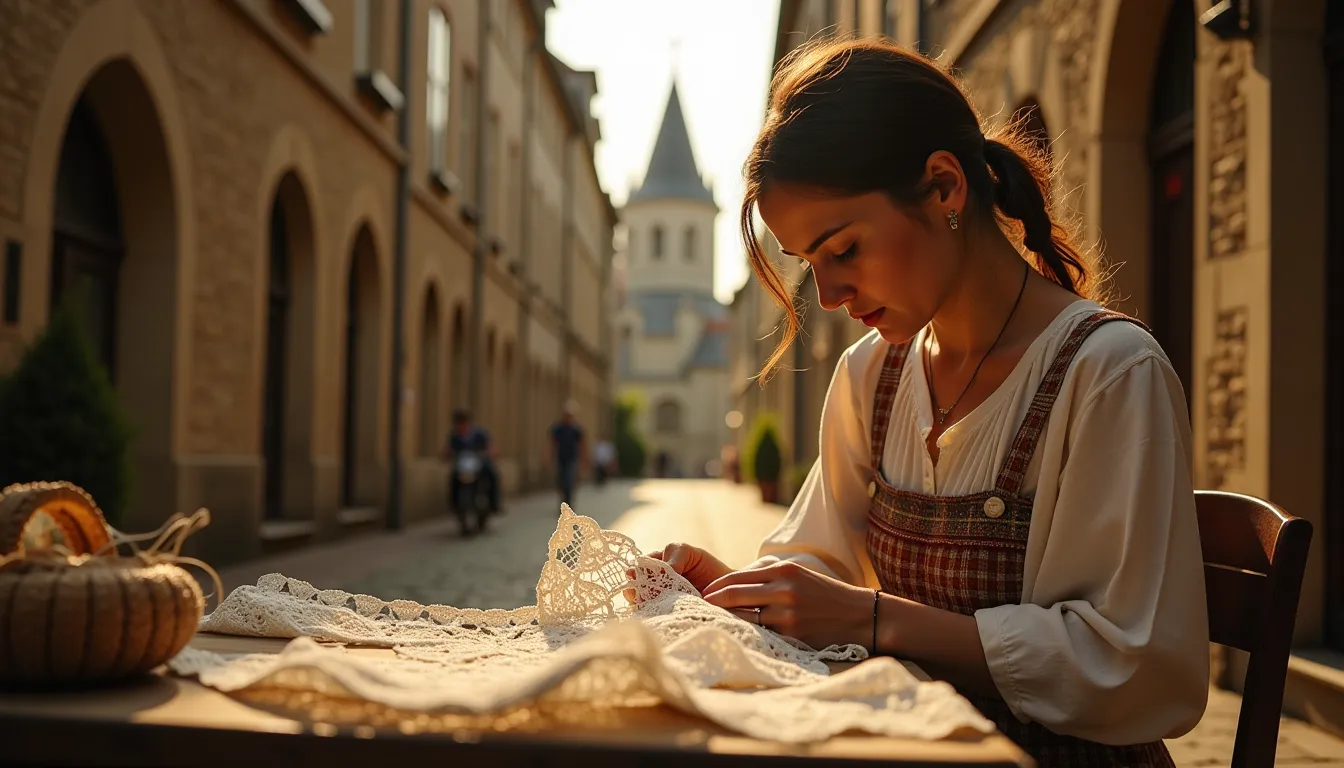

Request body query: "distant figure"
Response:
[442, 410, 500, 524]
[548, 402, 586, 510]
[593, 438, 616, 486]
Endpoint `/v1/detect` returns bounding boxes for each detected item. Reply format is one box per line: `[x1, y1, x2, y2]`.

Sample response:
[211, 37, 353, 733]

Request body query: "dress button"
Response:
[983, 496, 1006, 519]
[867, 481, 877, 498]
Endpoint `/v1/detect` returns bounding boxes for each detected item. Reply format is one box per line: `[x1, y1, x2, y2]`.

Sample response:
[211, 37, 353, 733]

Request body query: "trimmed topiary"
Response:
[0, 302, 134, 527]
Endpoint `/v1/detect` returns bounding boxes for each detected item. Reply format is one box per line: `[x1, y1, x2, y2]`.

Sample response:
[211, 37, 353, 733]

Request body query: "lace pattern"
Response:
[171, 504, 994, 743]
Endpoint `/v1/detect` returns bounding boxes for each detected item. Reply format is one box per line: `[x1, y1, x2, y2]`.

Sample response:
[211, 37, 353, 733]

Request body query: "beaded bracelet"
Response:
[871, 588, 882, 655]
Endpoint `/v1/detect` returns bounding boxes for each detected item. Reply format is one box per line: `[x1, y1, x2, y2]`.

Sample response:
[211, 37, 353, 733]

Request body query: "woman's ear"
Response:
[923, 150, 969, 212]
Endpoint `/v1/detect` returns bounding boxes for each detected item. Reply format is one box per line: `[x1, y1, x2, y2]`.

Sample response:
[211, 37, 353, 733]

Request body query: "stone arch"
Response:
[259, 170, 318, 519]
[254, 124, 326, 458]
[21, 0, 194, 529]
[339, 222, 385, 508]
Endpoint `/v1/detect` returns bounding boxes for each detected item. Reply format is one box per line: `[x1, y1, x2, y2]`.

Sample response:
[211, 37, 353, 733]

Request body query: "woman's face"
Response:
[756, 156, 967, 344]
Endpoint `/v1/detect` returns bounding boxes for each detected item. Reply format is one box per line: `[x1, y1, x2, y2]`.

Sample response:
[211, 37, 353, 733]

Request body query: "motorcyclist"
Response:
[442, 410, 501, 526]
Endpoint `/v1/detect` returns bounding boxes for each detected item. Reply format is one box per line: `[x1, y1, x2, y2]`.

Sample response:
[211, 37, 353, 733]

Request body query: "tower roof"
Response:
[628, 83, 717, 209]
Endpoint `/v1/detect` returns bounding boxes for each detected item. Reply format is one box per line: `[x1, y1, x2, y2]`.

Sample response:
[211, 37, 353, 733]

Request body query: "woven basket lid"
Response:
[0, 481, 113, 559]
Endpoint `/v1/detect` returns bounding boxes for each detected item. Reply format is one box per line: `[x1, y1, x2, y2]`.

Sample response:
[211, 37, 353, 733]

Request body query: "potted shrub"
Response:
[0, 301, 134, 526]
[753, 425, 783, 505]
[613, 395, 648, 478]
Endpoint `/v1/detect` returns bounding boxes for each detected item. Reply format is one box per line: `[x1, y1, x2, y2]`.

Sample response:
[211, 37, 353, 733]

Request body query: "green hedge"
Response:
[613, 394, 647, 478]
[0, 302, 133, 525]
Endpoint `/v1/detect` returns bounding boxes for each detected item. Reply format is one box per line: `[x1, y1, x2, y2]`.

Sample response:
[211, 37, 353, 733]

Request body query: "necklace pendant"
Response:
[937, 407, 952, 424]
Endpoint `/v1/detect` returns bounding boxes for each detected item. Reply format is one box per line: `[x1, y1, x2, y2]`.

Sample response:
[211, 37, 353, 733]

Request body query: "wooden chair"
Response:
[1195, 489, 1314, 768]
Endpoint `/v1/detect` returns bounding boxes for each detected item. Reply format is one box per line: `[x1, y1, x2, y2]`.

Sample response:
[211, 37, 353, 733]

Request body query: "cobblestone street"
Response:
[210, 479, 1344, 766]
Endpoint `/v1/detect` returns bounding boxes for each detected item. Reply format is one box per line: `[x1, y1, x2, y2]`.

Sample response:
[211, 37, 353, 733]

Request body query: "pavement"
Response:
[207, 478, 1344, 765]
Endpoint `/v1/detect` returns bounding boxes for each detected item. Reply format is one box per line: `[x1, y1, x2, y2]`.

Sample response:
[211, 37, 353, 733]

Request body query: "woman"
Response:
[648, 38, 1209, 766]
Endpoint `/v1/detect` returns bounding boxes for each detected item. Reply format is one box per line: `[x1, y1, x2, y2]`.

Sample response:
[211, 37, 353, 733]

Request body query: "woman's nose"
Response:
[813, 268, 854, 312]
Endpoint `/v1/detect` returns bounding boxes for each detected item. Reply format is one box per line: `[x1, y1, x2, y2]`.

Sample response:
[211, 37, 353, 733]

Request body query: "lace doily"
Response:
[170, 504, 993, 743]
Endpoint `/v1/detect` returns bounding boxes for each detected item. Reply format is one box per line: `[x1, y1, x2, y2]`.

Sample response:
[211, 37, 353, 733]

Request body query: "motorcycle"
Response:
[452, 452, 492, 536]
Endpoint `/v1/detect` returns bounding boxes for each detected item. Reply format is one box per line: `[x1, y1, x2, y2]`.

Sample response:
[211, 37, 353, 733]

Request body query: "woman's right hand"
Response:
[628, 543, 733, 598]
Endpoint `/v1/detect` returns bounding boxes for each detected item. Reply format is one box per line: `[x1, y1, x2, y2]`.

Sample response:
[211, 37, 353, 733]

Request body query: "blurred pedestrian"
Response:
[547, 401, 586, 510]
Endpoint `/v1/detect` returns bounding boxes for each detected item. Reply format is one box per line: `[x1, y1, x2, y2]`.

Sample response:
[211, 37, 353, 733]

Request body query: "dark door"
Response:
[341, 260, 360, 508]
[262, 201, 290, 520]
[1147, 0, 1196, 404]
[1323, 3, 1344, 650]
[51, 98, 122, 377]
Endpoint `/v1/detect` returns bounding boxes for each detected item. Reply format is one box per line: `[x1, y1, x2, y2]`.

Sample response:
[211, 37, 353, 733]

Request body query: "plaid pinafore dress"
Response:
[863, 310, 1176, 767]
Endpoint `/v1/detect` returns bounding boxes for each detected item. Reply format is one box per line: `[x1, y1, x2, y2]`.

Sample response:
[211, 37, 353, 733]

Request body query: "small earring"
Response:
[947, 210, 960, 231]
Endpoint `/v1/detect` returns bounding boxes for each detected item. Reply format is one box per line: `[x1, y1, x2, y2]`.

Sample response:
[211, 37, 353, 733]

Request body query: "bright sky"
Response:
[546, 0, 780, 304]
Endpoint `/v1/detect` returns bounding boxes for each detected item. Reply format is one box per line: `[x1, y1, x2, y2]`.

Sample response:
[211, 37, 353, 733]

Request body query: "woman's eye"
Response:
[833, 243, 859, 263]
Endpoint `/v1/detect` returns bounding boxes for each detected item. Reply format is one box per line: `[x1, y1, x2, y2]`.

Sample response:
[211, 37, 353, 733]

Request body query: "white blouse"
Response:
[753, 300, 1209, 745]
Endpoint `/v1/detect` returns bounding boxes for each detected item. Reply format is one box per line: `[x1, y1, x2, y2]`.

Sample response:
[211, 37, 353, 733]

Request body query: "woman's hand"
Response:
[624, 543, 733, 603]
[701, 561, 873, 651]
[647, 543, 734, 594]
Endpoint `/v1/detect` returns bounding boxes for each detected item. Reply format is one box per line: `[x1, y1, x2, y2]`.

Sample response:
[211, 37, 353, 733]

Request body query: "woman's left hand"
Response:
[701, 561, 874, 651]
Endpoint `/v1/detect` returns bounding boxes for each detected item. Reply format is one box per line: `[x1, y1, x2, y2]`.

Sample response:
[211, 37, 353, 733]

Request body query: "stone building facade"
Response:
[0, 0, 616, 565]
[733, 0, 1343, 728]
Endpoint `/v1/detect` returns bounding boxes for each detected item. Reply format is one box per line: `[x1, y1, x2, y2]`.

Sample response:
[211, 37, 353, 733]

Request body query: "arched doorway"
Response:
[47, 60, 179, 530]
[341, 225, 382, 508]
[419, 286, 442, 457]
[1146, 0, 1196, 400]
[1012, 99, 1052, 161]
[51, 96, 121, 375]
[449, 303, 466, 416]
[261, 173, 316, 520]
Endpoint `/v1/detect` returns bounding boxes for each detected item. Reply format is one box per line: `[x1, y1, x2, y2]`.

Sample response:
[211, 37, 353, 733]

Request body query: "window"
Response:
[460, 69, 477, 199]
[683, 226, 695, 261]
[427, 8, 451, 175]
[655, 400, 683, 434]
[652, 225, 664, 259]
[354, 0, 372, 72]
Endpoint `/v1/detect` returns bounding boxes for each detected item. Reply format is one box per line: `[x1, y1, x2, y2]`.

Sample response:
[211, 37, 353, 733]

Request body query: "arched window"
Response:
[652, 225, 665, 259]
[655, 399, 683, 434]
[427, 7, 451, 174]
[683, 226, 695, 261]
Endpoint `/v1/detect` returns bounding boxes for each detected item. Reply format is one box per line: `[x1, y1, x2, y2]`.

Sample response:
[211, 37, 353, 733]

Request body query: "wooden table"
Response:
[0, 633, 1033, 767]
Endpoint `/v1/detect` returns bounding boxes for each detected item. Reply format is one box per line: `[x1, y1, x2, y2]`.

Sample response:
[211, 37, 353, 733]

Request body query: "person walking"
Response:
[548, 401, 586, 510]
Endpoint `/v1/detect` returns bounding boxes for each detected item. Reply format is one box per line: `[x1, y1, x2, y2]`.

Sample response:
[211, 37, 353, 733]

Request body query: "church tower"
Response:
[622, 83, 718, 294]
[616, 80, 730, 478]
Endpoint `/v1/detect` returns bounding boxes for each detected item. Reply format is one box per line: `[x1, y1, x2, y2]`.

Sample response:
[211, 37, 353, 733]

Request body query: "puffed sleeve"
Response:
[974, 353, 1210, 744]
[750, 338, 883, 588]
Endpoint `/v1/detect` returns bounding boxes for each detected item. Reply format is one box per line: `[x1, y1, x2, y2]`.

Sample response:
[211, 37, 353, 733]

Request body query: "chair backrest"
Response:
[1195, 489, 1313, 768]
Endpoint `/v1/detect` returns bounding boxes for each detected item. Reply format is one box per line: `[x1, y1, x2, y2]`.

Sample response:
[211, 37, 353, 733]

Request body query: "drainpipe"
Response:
[386, 0, 413, 531]
[518, 34, 537, 489]
[469, 1, 492, 418]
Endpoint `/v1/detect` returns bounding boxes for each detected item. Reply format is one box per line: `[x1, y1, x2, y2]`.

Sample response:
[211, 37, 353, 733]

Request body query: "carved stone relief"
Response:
[1206, 307, 1248, 489]
[1208, 40, 1250, 261]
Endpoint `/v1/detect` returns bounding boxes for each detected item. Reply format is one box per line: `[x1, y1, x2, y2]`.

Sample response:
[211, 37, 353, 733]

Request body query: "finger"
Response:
[701, 564, 785, 597]
[703, 583, 779, 611]
[662, 544, 691, 573]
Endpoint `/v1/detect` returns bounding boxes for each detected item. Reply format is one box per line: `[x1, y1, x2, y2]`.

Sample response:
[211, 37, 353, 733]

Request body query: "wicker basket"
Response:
[0, 481, 206, 685]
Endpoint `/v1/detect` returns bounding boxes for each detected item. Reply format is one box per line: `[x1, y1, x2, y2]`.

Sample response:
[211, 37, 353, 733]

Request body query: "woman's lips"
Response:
[857, 308, 885, 327]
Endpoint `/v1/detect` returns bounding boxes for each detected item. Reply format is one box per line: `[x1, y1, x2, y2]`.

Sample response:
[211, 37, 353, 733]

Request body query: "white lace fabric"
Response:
[170, 505, 994, 743]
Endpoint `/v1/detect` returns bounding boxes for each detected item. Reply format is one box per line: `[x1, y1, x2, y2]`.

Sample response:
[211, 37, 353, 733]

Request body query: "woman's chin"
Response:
[874, 320, 923, 346]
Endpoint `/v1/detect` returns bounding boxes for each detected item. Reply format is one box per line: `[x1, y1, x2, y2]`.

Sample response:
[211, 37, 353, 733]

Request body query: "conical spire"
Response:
[628, 83, 717, 209]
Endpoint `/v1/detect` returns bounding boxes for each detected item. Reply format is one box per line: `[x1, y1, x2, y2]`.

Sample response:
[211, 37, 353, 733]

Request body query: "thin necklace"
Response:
[925, 263, 1030, 426]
